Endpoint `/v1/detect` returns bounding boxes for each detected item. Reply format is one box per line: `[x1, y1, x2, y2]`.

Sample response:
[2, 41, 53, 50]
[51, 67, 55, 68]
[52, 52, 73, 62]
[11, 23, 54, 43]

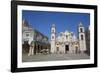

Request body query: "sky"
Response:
[22, 10, 90, 40]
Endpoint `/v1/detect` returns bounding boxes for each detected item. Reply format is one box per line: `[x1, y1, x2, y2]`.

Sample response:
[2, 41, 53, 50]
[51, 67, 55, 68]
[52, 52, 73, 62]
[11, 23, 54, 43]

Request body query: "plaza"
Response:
[22, 53, 89, 62]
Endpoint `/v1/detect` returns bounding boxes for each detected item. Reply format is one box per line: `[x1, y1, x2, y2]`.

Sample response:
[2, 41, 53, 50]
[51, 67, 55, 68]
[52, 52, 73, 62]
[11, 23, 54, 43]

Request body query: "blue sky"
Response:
[22, 10, 90, 40]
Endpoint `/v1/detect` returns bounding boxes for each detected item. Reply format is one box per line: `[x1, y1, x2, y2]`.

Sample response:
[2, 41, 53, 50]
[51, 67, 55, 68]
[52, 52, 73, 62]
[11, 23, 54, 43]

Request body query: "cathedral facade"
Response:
[51, 22, 86, 54]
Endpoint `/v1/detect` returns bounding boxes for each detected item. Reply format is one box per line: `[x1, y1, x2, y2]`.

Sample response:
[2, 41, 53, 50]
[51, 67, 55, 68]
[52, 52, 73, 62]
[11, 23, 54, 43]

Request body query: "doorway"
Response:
[65, 45, 69, 53]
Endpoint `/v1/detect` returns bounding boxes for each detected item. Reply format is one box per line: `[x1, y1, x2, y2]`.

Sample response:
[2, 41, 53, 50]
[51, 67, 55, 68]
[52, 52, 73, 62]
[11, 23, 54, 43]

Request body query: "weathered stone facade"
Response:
[51, 22, 87, 54]
[22, 20, 50, 56]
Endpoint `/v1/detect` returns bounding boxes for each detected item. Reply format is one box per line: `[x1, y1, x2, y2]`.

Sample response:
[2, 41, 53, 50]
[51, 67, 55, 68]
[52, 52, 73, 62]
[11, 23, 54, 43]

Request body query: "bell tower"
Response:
[51, 24, 56, 53]
[78, 22, 86, 53]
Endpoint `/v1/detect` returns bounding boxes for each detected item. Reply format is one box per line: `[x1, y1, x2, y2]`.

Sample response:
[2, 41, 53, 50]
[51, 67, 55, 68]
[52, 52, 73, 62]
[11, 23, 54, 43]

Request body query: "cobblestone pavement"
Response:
[22, 53, 90, 62]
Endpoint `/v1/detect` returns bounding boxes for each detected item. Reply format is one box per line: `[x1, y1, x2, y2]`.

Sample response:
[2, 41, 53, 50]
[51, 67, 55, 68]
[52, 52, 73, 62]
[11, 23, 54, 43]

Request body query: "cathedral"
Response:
[51, 22, 86, 54]
[22, 19, 87, 55]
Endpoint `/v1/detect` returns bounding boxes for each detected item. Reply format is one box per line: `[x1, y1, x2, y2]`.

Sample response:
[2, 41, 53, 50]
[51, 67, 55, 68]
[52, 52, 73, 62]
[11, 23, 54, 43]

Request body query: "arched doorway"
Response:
[65, 45, 69, 53]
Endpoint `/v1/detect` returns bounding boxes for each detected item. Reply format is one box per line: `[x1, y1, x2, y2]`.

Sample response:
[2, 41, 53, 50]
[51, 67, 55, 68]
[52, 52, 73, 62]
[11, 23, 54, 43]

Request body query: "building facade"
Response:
[22, 19, 87, 55]
[22, 20, 50, 55]
[51, 22, 87, 54]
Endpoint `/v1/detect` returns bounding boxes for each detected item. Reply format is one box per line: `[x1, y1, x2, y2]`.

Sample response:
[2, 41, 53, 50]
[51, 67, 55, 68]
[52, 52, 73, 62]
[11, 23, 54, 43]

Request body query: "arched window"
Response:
[80, 28, 83, 32]
[26, 33, 29, 37]
[52, 29, 55, 33]
[52, 36, 54, 39]
[52, 30, 54, 32]
[81, 34, 84, 40]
